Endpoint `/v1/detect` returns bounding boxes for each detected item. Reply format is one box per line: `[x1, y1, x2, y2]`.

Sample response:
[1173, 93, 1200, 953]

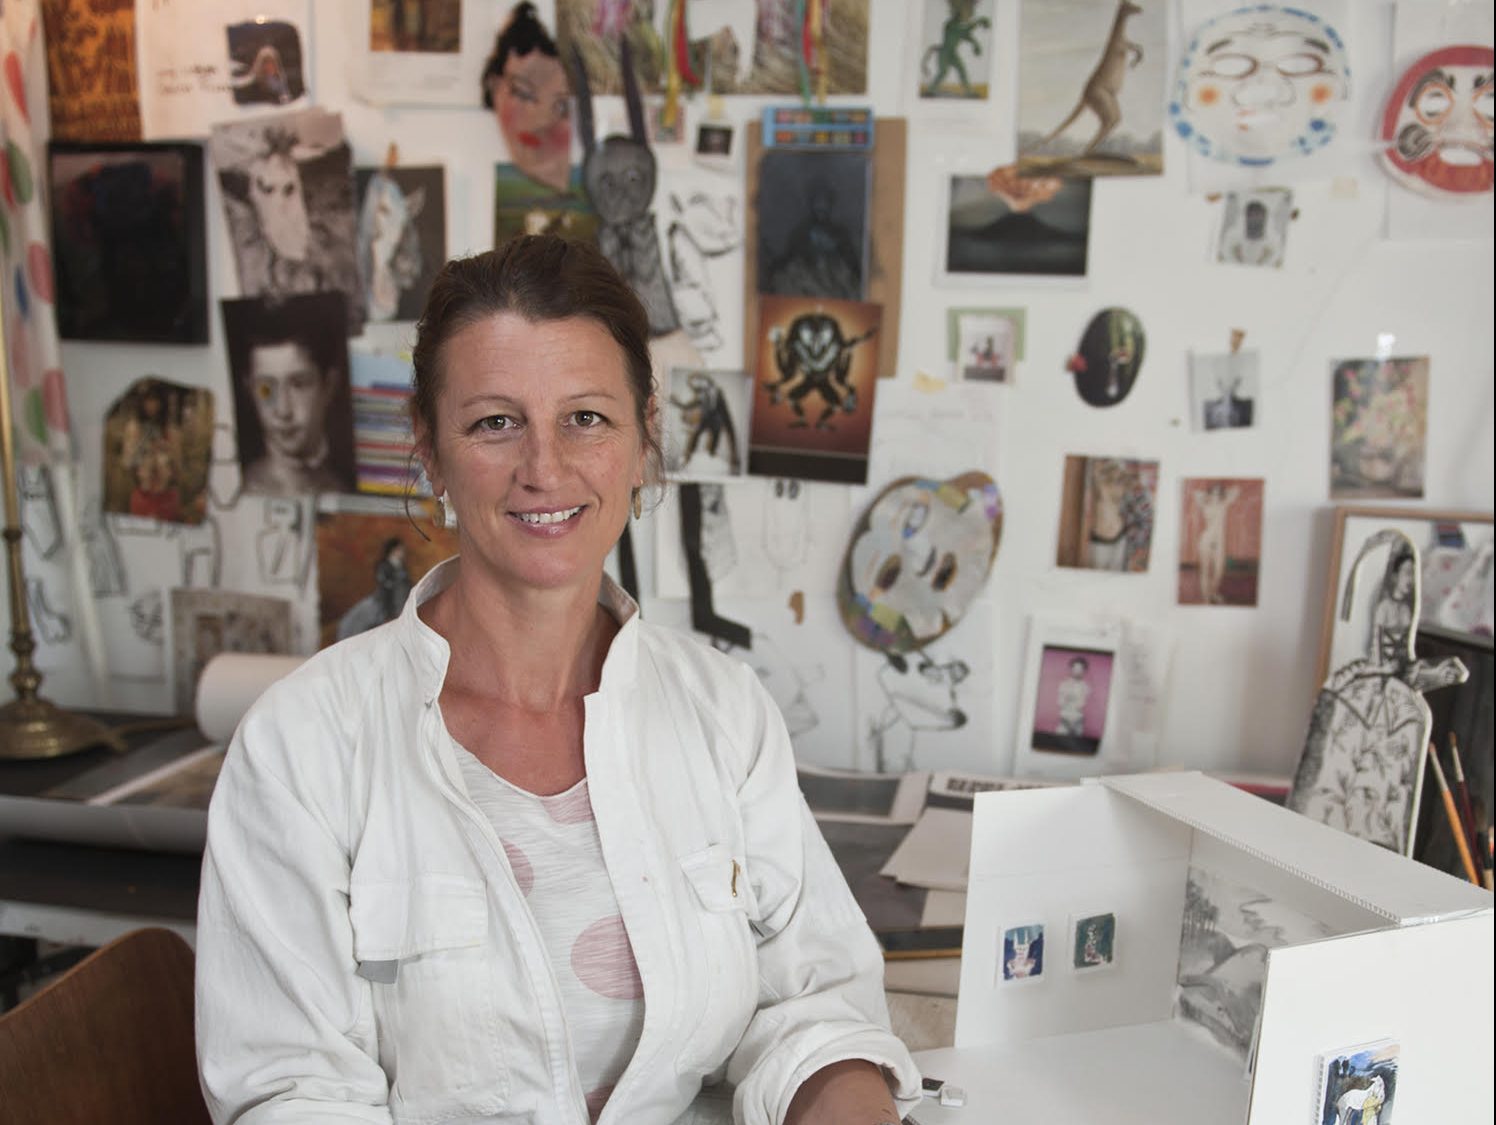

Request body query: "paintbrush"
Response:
[1427, 746, 1481, 886]
[1447, 734, 1489, 889]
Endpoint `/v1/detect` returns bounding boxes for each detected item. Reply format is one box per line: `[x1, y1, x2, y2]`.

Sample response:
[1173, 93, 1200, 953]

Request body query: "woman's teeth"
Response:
[517, 506, 583, 525]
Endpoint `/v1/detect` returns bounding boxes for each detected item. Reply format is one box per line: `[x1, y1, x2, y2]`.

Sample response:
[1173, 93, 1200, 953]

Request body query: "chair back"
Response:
[0, 927, 211, 1125]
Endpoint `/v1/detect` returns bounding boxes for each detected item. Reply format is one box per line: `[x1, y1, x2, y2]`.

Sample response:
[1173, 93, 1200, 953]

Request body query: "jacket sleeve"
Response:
[196, 690, 393, 1124]
[724, 671, 922, 1125]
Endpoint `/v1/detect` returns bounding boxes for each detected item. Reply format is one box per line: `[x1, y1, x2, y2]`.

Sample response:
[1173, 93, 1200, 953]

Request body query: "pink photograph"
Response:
[1030, 644, 1114, 756]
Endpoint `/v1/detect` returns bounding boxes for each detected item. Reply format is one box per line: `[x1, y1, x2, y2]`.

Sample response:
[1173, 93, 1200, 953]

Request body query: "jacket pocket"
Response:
[675, 844, 760, 1074]
[349, 876, 508, 1123]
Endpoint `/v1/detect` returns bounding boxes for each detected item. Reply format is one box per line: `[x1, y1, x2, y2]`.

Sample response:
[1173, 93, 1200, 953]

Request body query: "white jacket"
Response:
[196, 561, 921, 1124]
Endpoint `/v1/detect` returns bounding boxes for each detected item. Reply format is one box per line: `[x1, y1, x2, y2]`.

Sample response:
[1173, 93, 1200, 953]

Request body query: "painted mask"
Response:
[484, 4, 572, 192]
[838, 472, 1002, 653]
[1171, 6, 1350, 165]
[1379, 45, 1494, 198]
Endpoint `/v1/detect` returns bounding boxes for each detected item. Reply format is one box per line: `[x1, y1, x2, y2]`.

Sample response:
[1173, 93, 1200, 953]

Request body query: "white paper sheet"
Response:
[344, 0, 506, 107]
[879, 806, 974, 891]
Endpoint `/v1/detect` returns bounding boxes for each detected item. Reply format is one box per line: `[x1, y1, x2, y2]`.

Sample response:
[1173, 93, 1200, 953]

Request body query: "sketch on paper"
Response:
[665, 187, 742, 354]
[226, 18, 306, 105]
[1171, 5, 1350, 169]
[1289, 529, 1468, 853]
[371, 0, 461, 52]
[81, 502, 127, 597]
[169, 588, 294, 715]
[945, 174, 1092, 278]
[316, 511, 460, 649]
[131, 591, 165, 645]
[1380, 45, 1495, 201]
[1068, 307, 1145, 407]
[256, 498, 315, 588]
[19, 465, 65, 560]
[1000, 924, 1045, 983]
[1070, 911, 1116, 971]
[27, 579, 72, 645]
[862, 644, 973, 773]
[918, 0, 993, 101]
[757, 149, 871, 301]
[1176, 865, 1334, 1060]
[1216, 189, 1294, 268]
[1055, 455, 1158, 574]
[556, 0, 870, 97]
[211, 108, 363, 333]
[1017, 0, 1166, 177]
[1189, 350, 1259, 432]
[762, 478, 810, 579]
[1178, 478, 1264, 608]
[101, 378, 216, 526]
[1029, 644, 1114, 757]
[1331, 356, 1429, 501]
[355, 166, 444, 323]
[173, 515, 225, 589]
[1316, 1040, 1398, 1125]
[664, 368, 749, 479]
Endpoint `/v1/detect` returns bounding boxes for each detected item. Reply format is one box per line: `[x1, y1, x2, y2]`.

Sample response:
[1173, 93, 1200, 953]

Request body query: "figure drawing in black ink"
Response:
[921, 0, 991, 97]
[670, 372, 740, 469]
[571, 40, 679, 336]
[763, 177, 864, 301]
[763, 312, 876, 430]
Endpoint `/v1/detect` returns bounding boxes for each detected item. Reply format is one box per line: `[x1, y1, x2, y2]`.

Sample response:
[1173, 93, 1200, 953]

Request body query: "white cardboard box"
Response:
[909, 772, 1493, 1124]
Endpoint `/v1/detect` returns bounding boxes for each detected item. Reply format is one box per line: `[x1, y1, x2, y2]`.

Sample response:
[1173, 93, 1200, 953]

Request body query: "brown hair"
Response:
[410, 235, 660, 480]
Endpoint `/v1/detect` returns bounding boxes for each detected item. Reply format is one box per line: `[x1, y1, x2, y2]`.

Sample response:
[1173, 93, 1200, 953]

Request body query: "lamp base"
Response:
[0, 695, 126, 760]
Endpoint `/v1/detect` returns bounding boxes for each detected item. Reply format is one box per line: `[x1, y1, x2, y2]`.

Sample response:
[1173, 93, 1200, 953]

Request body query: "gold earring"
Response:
[632, 487, 643, 520]
[434, 494, 448, 530]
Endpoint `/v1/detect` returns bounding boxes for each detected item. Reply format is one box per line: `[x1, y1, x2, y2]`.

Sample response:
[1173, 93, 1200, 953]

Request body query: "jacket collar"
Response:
[398, 557, 642, 702]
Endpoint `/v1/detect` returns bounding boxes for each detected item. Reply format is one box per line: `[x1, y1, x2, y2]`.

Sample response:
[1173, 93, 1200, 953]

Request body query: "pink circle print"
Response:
[571, 916, 643, 1000]
[501, 839, 534, 897]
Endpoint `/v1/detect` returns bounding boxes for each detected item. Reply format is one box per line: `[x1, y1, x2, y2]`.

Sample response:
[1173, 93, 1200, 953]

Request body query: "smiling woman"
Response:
[196, 235, 920, 1124]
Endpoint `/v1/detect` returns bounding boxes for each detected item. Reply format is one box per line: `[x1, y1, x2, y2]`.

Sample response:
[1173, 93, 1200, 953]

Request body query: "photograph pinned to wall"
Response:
[101, 378, 216, 526]
[1015, 0, 1167, 177]
[1216, 187, 1294, 267]
[1382, 0, 1495, 240]
[1055, 454, 1159, 574]
[136, 0, 310, 139]
[370, 0, 461, 52]
[999, 922, 1045, 984]
[1070, 911, 1117, 971]
[1067, 307, 1144, 406]
[48, 142, 209, 344]
[350, 349, 425, 497]
[167, 588, 294, 715]
[1176, 865, 1335, 1061]
[1330, 355, 1429, 500]
[345, 0, 504, 106]
[947, 307, 1026, 382]
[555, 0, 871, 97]
[747, 294, 881, 484]
[942, 172, 1092, 280]
[481, 2, 573, 192]
[1178, 478, 1265, 607]
[954, 310, 1018, 383]
[1189, 349, 1259, 431]
[316, 508, 460, 648]
[210, 107, 363, 333]
[661, 175, 744, 358]
[221, 293, 357, 499]
[757, 149, 871, 301]
[663, 367, 750, 479]
[494, 163, 599, 246]
[914, 0, 994, 102]
[40, 0, 142, 141]
[1315, 1040, 1399, 1125]
[1171, 1, 1352, 191]
[354, 165, 446, 323]
[696, 122, 734, 159]
[1012, 615, 1127, 779]
[1029, 644, 1115, 756]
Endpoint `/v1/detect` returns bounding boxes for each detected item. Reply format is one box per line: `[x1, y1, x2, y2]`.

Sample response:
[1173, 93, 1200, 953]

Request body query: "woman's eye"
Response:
[572, 410, 602, 427]
[477, 415, 513, 432]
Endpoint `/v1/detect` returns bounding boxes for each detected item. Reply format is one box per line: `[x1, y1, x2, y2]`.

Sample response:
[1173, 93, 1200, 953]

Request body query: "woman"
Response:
[196, 236, 919, 1124]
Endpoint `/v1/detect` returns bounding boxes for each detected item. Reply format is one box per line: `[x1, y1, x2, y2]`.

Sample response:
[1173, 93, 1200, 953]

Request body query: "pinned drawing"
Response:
[1176, 865, 1334, 1060]
[1067, 307, 1144, 406]
[27, 579, 72, 645]
[101, 378, 216, 526]
[1216, 188, 1294, 267]
[1288, 529, 1468, 853]
[1379, 45, 1494, 201]
[226, 18, 306, 106]
[81, 501, 128, 597]
[354, 165, 444, 323]
[1178, 478, 1264, 607]
[1171, 5, 1351, 170]
[664, 368, 748, 479]
[918, 0, 993, 101]
[1071, 912, 1116, 970]
[666, 187, 742, 354]
[256, 498, 314, 588]
[1001, 923, 1045, 983]
[1316, 1040, 1398, 1125]
[1055, 455, 1158, 574]
[18, 465, 65, 560]
[1331, 356, 1429, 500]
[1190, 350, 1259, 431]
[1017, 0, 1165, 177]
[762, 478, 811, 582]
[211, 108, 363, 333]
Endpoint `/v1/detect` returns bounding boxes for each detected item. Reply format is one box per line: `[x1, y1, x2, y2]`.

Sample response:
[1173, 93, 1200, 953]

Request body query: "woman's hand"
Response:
[784, 1059, 900, 1125]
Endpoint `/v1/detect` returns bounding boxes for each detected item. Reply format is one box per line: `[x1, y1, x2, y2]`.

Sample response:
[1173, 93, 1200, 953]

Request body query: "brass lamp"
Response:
[0, 294, 124, 758]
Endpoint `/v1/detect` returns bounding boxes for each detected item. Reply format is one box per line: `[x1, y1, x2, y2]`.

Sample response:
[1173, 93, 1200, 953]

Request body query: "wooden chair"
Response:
[0, 927, 211, 1125]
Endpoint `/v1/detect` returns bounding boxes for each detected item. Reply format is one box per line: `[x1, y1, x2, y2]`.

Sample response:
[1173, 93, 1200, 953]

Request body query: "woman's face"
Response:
[493, 49, 572, 191]
[421, 313, 646, 596]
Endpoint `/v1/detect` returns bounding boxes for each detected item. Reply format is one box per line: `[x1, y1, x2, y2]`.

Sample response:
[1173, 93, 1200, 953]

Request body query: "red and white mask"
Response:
[1380, 45, 1495, 198]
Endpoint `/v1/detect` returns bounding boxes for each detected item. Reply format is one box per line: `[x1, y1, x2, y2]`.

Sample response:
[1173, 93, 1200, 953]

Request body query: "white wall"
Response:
[23, 0, 1495, 778]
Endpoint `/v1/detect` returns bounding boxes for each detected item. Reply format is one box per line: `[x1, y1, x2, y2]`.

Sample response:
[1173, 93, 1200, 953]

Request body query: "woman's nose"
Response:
[517, 426, 563, 486]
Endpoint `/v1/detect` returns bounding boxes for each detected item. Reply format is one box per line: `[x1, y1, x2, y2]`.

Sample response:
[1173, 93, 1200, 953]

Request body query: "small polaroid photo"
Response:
[647, 98, 686, 145]
[1189, 350, 1259, 432]
[997, 922, 1046, 985]
[1215, 188, 1294, 269]
[954, 311, 1018, 384]
[1069, 911, 1117, 973]
[1316, 1039, 1398, 1125]
[662, 367, 751, 480]
[696, 122, 734, 158]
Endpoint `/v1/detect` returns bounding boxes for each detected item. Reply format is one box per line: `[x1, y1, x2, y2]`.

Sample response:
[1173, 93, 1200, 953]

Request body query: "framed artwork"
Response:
[1315, 506, 1493, 687]
[48, 142, 209, 344]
